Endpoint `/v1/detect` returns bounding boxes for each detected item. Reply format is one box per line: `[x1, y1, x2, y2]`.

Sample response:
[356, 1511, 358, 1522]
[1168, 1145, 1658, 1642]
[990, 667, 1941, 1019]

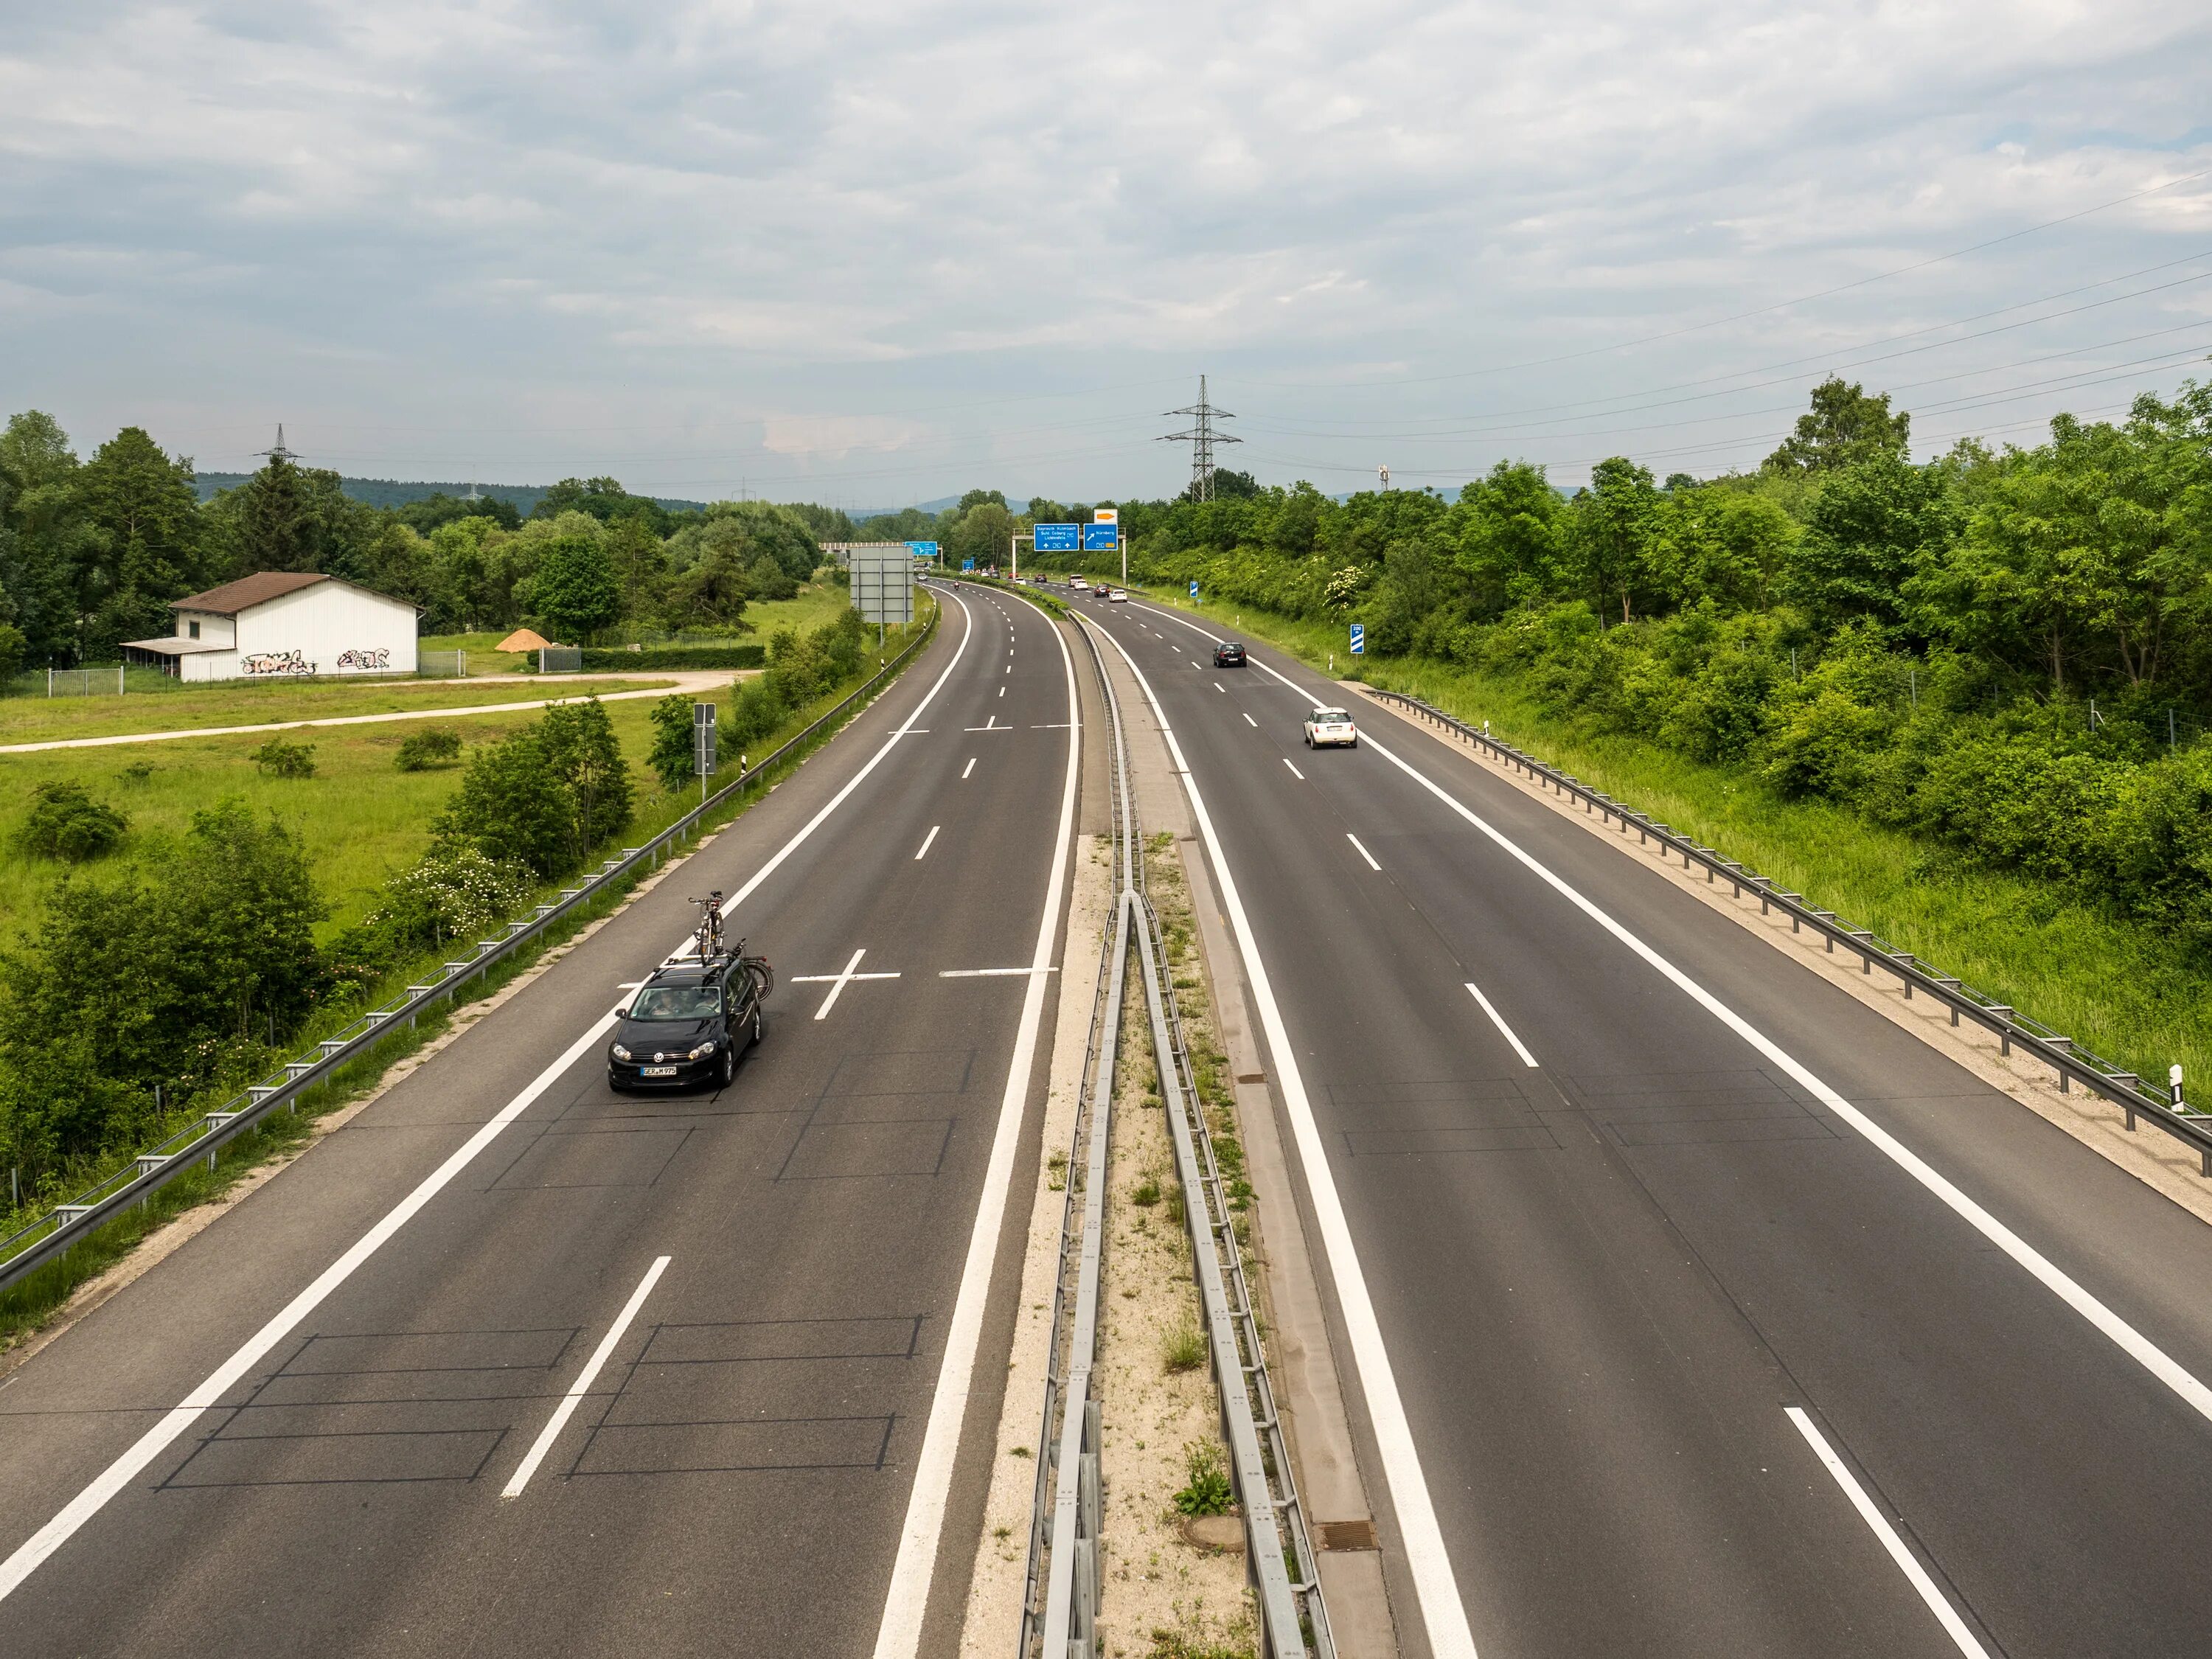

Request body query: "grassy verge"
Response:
[0, 675, 672, 745]
[0, 600, 934, 1349]
[1131, 585, 2212, 1099]
[420, 580, 853, 675]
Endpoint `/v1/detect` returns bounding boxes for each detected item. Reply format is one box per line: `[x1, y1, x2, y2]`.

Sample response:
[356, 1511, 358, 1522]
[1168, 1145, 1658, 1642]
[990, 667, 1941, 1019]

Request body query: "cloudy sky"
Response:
[3, 1, 2208, 507]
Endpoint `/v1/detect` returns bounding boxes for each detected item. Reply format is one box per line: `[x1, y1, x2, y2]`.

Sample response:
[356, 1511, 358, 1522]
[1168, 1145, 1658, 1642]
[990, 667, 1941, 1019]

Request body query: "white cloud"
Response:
[0, 0, 2207, 498]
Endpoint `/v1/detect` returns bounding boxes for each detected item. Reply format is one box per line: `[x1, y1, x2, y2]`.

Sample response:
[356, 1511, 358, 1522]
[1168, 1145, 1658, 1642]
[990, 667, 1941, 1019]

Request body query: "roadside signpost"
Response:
[693, 701, 717, 804]
[1189, 580, 1200, 599]
[850, 543, 916, 658]
[1034, 524, 1079, 552]
[906, 540, 939, 565]
[1081, 524, 1119, 552]
[1350, 622, 1366, 655]
[962, 558, 975, 571]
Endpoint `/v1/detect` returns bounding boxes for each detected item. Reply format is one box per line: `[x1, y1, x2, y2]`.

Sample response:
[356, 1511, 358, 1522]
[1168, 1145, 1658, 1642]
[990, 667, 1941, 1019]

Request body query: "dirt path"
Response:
[0, 671, 735, 754]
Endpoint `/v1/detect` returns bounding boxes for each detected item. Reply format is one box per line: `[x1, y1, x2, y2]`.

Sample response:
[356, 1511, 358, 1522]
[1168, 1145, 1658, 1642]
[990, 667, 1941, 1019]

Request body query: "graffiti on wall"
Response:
[335, 647, 392, 670]
[242, 650, 311, 676]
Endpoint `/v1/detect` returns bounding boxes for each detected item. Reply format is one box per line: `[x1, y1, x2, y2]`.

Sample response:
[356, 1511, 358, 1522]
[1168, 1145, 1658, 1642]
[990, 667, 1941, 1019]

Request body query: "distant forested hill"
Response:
[190, 473, 709, 515]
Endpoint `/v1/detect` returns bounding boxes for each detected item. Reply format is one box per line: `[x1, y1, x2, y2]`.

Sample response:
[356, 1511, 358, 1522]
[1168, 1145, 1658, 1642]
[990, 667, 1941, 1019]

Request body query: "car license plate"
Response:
[640, 1065, 678, 1077]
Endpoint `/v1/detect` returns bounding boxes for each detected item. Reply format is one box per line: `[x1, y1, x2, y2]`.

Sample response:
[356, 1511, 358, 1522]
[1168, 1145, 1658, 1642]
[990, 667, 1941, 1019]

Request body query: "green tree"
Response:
[648, 692, 700, 789]
[75, 427, 209, 653]
[1567, 457, 1660, 625]
[1784, 454, 1954, 634]
[524, 530, 622, 641]
[1453, 461, 1565, 617]
[1764, 377, 1913, 475]
[0, 411, 97, 663]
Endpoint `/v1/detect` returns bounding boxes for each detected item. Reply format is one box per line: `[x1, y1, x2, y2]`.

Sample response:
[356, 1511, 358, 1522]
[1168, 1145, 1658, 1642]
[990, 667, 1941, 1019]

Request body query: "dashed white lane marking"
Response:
[1346, 832, 1382, 872]
[1128, 594, 2212, 1436]
[1786, 1408, 1993, 1658]
[1464, 981, 1538, 1068]
[998, 686, 1006, 698]
[1283, 757, 1304, 779]
[0, 591, 987, 1607]
[961, 757, 976, 779]
[503, 1256, 672, 1498]
[915, 825, 940, 860]
[1243, 712, 1259, 728]
[1213, 681, 1225, 692]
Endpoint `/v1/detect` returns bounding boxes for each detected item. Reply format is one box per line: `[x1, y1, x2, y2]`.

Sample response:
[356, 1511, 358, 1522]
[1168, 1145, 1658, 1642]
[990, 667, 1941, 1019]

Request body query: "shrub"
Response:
[1171, 1441, 1234, 1517]
[366, 845, 536, 951]
[1762, 689, 1892, 799]
[251, 737, 317, 778]
[1161, 1318, 1206, 1374]
[435, 698, 632, 878]
[394, 727, 463, 771]
[14, 781, 129, 861]
[647, 692, 699, 790]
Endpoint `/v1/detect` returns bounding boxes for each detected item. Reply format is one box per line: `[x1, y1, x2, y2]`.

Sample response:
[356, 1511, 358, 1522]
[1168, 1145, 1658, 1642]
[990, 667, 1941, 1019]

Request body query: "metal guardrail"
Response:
[0, 602, 941, 1295]
[1020, 608, 1328, 1657]
[1364, 686, 2211, 1175]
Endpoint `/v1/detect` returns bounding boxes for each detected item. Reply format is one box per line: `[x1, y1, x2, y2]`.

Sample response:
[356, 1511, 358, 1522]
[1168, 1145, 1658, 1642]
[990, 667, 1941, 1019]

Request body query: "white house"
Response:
[122, 572, 419, 683]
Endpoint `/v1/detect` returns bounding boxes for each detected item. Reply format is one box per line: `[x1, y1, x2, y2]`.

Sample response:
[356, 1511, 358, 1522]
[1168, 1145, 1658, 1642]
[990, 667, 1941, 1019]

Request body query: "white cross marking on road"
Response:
[964, 717, 1010, 731]
[790, 948, 902, 1020]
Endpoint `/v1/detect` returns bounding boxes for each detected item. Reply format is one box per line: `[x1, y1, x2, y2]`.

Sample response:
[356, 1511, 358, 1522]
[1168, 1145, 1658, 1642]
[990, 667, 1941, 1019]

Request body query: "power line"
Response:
[1158, 375, 1242, 501]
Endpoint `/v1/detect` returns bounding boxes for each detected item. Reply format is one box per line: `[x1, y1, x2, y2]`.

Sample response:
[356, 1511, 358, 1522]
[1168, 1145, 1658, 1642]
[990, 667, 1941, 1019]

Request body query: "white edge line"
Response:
[1784, 1407, 1992, 1658]
[872, 588, 1082, 1659]
[1346, 832, 1382, 872]
[0, 590, 984, 1607]
[1464, 982, 1539, 1068]
[1124, 596, 2212, 1432]
[1079, 611, 1481, 1659]
[501, 1255, 672, 1498]
[915, 825, 941, 860]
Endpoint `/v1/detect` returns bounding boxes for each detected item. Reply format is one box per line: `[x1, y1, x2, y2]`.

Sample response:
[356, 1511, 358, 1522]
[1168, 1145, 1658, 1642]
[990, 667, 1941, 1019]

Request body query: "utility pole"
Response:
[1160, 375, 1240, 502]
[254, 425, 296, 466]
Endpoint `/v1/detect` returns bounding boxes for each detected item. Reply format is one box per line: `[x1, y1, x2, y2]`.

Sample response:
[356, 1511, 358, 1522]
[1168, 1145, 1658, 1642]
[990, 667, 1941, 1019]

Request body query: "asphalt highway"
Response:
[0, 582, 1079, 1658]
[1078, 591, 2212, 1659]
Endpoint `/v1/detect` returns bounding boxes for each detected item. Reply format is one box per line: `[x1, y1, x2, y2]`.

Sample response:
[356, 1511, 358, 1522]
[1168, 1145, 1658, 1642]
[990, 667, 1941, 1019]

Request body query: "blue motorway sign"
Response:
[961, 558, 975, 571]
[1189, 580, 1200, 599]
[907, 540, 939, 559]
[1349, 622, 1366, 655]
[1034, 524, 1079, 552]
[1081, 524, 1119, 552]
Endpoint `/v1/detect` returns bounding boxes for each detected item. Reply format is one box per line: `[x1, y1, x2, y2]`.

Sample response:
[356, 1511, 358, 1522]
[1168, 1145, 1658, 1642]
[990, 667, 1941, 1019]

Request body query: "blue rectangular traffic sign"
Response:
[1349, 622, 1366, 655]
[1189, 580, 1200, 598]
[1034, 524, 1079, 552]
[906, 540, 939, 558]
[961, 558, 975, 571]
[1081, 524, 1119, 552]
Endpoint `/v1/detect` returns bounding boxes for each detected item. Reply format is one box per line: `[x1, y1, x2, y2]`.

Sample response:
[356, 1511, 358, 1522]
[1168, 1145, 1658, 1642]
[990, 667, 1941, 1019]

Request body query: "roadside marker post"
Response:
[1350, 622, 1366, 655]
[694, 702, 717, 807]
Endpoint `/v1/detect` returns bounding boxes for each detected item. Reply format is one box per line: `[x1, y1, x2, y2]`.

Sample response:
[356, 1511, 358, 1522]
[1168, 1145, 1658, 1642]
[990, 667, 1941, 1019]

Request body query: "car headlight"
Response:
[689, 1040, 717, 1060]
[611, 1044, 631, 1061]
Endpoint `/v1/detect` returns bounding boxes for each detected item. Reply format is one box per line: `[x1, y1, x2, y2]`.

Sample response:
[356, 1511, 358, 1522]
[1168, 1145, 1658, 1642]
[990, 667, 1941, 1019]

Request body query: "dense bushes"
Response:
[723, 609, 868, 754]
[394, 726, 462, 771]
[1054, 376, 2212, 954]
[579, 644, 765, 670]
[0, 803, 327, 1182]
[434, 697, 633, 878]
[14, 781, 128, 861]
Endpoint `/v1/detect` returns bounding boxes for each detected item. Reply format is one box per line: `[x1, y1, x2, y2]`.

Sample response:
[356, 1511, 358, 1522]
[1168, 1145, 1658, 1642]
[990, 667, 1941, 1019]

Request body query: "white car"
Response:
[1304, 706, 1358, 748]
[1109, 588, 1129, 602]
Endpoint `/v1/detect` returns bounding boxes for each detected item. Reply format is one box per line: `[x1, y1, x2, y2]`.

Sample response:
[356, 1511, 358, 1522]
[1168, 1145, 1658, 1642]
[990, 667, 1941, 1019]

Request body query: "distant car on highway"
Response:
[608, 953, 763, 1091]
[1092, 583, 1110, 597]
[1303, 706, 1358, 748]
[1211, 641, 1246, 667]
[1109, 588, 1128, 602]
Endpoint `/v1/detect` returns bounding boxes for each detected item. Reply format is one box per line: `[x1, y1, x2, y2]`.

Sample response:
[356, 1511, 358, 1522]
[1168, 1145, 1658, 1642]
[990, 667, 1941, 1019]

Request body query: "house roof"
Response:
[170, 571, 333, 614]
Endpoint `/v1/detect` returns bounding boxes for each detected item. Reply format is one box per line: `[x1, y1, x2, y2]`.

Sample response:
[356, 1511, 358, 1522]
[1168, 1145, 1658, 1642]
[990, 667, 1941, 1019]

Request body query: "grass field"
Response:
[420, 580, 853, 672]
[1132, 585, 2212, 1096]
[0, 674, 675, 745]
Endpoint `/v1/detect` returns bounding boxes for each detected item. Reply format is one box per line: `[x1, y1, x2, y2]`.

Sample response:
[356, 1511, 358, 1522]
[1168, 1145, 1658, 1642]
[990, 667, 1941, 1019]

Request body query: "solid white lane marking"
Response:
[1243, 712, 1258, 728]
[1081, 614, 1480, 1659]
[1129, 597, 2212, 1426]
[873, 588, 1082, 1659]
[961, 759, 977, 777]
[1346, 832, 1381, 872]
[1284, 757, 1304, 779]
[915, 825, 940, 860]
[1464, 982, 1538, 1068]
[938, 966, 1059, 978]
[502, 1256, 672, 1498]
[793, 949, 901, 1020]
[1786, 1408, 1992, 1658]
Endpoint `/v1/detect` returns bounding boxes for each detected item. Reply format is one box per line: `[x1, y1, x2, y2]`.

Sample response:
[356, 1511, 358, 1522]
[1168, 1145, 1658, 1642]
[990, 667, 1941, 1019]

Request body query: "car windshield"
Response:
[1312, 709, 1350, 724]
[629, 983, 720, 1020]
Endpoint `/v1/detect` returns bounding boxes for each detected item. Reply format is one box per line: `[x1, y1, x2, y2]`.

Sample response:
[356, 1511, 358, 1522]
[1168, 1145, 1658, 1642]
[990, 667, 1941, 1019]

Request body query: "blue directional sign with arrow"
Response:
[1081, 524, 1119, 552]
[1034, 524, 1079, 552]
